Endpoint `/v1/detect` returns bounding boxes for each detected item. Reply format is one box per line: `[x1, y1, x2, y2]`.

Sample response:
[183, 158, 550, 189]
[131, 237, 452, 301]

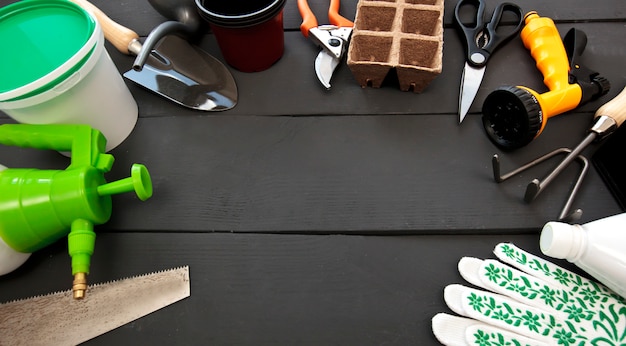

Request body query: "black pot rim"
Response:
[195, 0, 286, 28]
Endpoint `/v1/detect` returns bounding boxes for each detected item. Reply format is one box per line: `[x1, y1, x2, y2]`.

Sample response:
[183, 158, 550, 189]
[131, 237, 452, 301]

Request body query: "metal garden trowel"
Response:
[71, 0, 237, 111]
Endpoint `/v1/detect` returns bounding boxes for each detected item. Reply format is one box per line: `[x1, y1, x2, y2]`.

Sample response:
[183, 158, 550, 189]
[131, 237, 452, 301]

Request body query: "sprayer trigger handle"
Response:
[564, 28, 587, 69]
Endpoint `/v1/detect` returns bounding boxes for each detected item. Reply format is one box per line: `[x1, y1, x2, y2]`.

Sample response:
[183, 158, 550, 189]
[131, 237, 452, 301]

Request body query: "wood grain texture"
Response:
[96, 24, 626, 118]
[0, 112, 621, 233]
[0, 0, 625, 344]
[0, 232, 585, 345]
[1, 0, 624, 34]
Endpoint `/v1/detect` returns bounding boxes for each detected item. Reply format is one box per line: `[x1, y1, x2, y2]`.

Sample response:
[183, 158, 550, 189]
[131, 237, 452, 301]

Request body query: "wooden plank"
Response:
[93, 0, 626, 32]
[1, 5, 624, 118]
[97, 22, 625, 118]
[67, 0, 626, 34]
[0, 21, 602, 122]
[0, 232, 582, 345]
[1, 113, 620, 233]
[2, 0, 624, 35]
[107, 114, 619, 231]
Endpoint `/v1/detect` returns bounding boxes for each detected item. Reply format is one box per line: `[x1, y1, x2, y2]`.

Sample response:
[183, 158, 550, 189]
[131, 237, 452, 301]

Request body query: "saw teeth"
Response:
[0, 266, 190, 305]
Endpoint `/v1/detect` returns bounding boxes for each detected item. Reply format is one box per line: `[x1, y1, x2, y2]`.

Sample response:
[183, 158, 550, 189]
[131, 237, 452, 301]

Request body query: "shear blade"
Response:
[458, 63, 486, 123]
[315, 50, 340, 89]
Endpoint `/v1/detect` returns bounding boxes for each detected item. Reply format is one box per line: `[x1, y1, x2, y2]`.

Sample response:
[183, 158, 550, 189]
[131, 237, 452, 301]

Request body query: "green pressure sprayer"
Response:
[0, 124, 152, 299]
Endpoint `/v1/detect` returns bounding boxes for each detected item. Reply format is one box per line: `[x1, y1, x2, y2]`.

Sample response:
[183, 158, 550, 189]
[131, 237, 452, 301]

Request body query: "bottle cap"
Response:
[540, 221, 576, 259]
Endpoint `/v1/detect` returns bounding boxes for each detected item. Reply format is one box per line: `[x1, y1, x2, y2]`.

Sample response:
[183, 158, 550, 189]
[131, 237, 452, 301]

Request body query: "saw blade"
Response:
[0, 266, 190, 345]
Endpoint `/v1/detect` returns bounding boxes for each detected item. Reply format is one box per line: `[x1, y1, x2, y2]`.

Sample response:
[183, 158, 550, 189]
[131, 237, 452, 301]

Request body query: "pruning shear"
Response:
[298, 0, 354, 89]
[455, 0, 523, 123]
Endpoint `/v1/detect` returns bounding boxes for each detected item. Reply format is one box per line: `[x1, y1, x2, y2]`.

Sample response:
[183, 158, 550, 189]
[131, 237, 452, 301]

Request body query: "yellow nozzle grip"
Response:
[521, 12, 582, 119]
[522, 12, 569, 91]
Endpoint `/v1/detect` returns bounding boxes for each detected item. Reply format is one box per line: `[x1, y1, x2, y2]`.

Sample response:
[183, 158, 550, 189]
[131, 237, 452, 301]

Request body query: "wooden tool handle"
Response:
[69, 0, 140, 55]
[596, 86, 626, 127]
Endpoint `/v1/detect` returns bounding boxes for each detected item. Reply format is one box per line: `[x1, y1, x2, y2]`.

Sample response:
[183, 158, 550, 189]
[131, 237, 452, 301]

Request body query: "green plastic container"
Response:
[0, 0, 139, 152]
[0, 0, 97, 100]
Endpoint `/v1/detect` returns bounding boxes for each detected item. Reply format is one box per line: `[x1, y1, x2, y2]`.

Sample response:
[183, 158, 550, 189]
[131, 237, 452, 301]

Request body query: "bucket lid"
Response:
[0, 0, 97, 101]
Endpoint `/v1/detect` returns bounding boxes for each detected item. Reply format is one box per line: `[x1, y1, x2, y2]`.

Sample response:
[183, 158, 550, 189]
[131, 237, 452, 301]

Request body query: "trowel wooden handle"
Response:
[596, 86, 626, 128]
[69, 0, 140, 55]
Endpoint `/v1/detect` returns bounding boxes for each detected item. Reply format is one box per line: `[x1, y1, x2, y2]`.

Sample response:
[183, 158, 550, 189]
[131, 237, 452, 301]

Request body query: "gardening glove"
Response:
[432, 242, 626, 346]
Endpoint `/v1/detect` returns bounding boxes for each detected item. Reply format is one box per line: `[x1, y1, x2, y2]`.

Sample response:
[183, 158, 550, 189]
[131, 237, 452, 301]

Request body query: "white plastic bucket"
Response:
[0, 1, 137, 152]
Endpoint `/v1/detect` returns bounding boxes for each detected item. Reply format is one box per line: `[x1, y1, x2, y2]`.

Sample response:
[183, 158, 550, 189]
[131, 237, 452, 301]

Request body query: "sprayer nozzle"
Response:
[482, 86, 543, 150]
[96, 164, 152, 201]
[72, 272, 88, 299]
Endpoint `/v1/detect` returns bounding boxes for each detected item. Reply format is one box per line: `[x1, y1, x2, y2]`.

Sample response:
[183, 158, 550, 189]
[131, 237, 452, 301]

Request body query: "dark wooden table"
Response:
[1, 0, 625, 344]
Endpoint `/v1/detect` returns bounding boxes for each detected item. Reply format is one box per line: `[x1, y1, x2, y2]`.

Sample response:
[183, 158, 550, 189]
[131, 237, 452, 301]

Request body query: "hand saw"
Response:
[0, 266, 190, 345]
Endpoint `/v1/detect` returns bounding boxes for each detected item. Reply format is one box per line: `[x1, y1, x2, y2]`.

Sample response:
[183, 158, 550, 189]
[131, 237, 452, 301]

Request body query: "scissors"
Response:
[298, 0, 354, 89]
[455, 0, 523, 123]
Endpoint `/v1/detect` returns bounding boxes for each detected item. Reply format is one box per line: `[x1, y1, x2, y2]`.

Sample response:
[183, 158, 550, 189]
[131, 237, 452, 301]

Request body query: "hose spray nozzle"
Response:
[482, 11, 610, 150]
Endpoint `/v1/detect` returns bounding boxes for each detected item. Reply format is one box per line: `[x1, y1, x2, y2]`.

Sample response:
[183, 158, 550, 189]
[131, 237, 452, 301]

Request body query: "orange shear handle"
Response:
[329, 0, 354, 28]
[298, 0, 318, 37]
[299, 0, 354, 37]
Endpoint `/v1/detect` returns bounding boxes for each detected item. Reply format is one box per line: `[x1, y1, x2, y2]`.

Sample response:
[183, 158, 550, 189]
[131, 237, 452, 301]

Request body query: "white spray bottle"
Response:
[540, 212, 626, 298]
[0, 164, 32, 275]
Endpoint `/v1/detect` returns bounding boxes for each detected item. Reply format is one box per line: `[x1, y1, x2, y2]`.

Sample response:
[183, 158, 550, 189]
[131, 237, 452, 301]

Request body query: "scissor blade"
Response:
[459, 63, 486, 123]
[315, 50, 340, 89]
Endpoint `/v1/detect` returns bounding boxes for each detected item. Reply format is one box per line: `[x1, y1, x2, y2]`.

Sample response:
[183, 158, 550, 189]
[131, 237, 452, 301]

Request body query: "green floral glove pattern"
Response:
[432, 243, 626, 346]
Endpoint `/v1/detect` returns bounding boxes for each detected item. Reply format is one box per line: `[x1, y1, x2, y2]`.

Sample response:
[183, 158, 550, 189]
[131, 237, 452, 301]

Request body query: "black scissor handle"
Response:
[454, 0, 486, 29]
[454, 0, 485, 37]
[454, 0, 486, 64]
[454, 0, 523, 67]
[483, 3, 523, 56]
